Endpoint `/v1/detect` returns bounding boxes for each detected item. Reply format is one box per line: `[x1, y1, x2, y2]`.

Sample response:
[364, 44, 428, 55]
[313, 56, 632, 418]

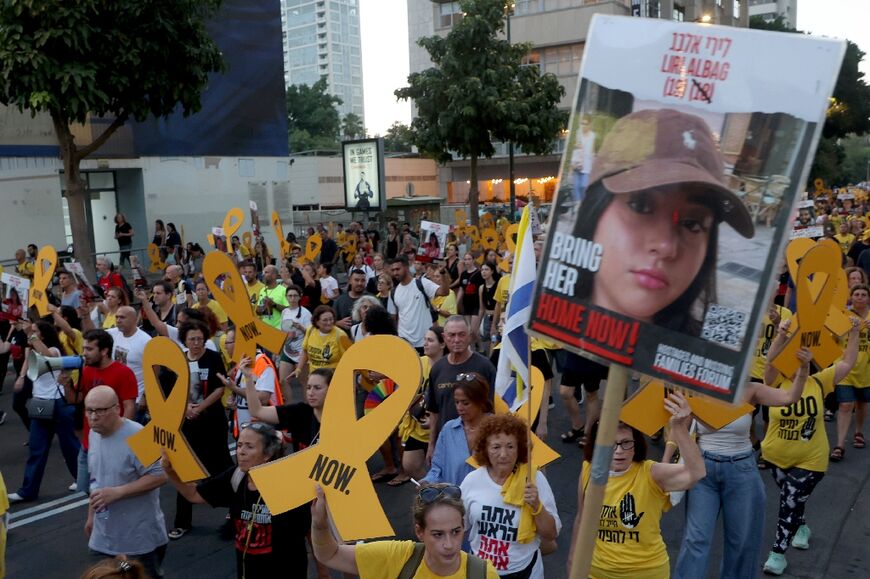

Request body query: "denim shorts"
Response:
[836, 385, 870, 403]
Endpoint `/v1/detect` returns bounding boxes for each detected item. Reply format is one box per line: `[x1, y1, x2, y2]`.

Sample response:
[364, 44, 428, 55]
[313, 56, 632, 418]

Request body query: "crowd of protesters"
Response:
[1, 189, 870, 578]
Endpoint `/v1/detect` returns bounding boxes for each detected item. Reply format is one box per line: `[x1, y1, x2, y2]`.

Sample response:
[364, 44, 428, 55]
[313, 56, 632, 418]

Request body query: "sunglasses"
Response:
[240, 422, 276, 434]
[456, 373, 478, 382]
[419, 484, 462, 504]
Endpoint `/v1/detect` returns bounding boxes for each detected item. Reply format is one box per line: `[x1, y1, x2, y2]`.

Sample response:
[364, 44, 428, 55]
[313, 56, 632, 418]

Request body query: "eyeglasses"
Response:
[614, 440, 636, 451]
[186, 336, 205, 343]
[456, 373, 478, 382]
[85, 403, 118, 417]
[419, 484, 462, 504]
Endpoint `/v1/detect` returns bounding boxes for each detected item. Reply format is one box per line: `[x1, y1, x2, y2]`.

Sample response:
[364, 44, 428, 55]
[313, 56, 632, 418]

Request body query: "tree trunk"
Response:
[51, 114, 96, 277]
[469, 154, 480, 226]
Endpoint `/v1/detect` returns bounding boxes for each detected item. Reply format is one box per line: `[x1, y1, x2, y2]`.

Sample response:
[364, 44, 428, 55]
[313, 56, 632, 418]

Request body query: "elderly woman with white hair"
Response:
[349, 295, 382, 342]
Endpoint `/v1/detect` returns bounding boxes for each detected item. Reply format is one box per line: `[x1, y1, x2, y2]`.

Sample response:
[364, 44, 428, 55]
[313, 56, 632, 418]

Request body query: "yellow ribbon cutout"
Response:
[454, 209, 467, 237]
[147, 243, 165, 273]
[466, 367, 559, 471]
[298, 234, 323, 265]
[271, 211, 292, 258]
[242, 232, 253, 253]
[498, 223, 519, 272]
[785, 238, 851, 338]
[772, 242, 845, 378]
[344, 236, 358, 264]
[202, 251, 285, 364]
[249, 336, 421, 540]
[621, 380, 754, 437]
[480, 227, 499, 252]
[29, 245, 57, 316]
[207, 208, 244, 250]
[480, 213, 495, 230]
[126, 337, 207, 482]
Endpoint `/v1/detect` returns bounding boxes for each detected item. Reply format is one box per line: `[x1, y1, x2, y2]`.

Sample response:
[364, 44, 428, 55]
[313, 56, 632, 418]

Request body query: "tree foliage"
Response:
[0, 0, 224, 272]
[287, 77, 343, 152]
[383, 122, 415, 152]
[342, 112, 366, 140]
[395, 0, 566, 221]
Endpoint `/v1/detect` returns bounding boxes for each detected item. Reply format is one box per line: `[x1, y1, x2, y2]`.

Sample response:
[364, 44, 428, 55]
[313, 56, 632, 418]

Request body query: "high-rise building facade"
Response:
[407, 0, 747, 206]
[747, 0, 797, 27]
[282, 0, 365, 122]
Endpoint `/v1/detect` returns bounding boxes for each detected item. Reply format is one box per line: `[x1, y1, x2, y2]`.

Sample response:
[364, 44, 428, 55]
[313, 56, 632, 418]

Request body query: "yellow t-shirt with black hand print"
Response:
[762, 365, 835, 472]
[581, 460, 670, 579]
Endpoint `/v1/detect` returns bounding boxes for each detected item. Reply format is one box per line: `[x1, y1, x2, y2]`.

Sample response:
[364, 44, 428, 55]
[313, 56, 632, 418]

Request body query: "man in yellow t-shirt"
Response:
[240, 261, 264, 308]
[14, 249, 34, 280]
[834, 220, 856, 255]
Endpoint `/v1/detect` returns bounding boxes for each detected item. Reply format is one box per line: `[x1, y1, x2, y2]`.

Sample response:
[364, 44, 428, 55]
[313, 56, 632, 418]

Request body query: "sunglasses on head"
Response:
[419, 484, 462, 504]
[456, 373, 478, 382]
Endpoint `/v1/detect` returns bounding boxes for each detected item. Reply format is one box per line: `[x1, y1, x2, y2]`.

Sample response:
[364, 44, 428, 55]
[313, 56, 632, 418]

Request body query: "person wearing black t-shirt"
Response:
[114, 213, 134, 269]
[163, 422, 306, 578]
[162, 320, 232, 540]
[457, 253, 483, 346]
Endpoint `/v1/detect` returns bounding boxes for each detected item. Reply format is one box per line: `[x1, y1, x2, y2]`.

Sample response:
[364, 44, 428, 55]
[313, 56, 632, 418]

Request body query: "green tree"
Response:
[342, 112, 366, 140]
[287, 77, 343, 152]
[840, 133, 870, 184]
[383, 121, 414, 152]
[0, 0, 224, 274]
[395, 0, 566, 223]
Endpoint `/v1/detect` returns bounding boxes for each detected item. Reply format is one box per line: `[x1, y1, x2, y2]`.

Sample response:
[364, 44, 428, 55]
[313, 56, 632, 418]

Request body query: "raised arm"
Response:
[311, 485, 359, 574]
[239, 357, 280, 424]
[651, 392, 705, 492]
[748, 347, 812, 406]
[834, 316, 862, 384]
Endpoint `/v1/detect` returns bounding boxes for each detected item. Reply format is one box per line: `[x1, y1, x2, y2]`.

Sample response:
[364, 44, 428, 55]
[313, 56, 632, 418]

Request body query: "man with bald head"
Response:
[164, 264, 193, 314]
[107, 306, 152, 416]
[84, 386, 168, 577]
[256, 264, 288, 330]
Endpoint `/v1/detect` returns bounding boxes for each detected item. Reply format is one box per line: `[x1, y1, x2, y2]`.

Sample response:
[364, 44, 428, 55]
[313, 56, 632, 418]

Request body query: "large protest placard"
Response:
[417, 220, 450, 262]
[528, 15, 844, 403]
[342, 137, 385, 212]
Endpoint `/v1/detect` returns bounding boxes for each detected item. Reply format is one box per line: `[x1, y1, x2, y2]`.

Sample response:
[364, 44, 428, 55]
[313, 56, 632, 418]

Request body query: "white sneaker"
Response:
[8, 492, 24, 503]
[68, 482, 78, 492]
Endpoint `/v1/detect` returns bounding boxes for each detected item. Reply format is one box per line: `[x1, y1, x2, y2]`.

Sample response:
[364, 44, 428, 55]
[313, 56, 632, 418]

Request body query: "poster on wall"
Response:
[417, 221, 450, 262]
[527, 15, 845, 403]
[342, 138, 386, 213]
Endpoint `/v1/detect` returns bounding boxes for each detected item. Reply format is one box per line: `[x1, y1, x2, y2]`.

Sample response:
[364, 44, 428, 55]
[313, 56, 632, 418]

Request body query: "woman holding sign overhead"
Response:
[567, 391, 704, 579]
[757, 317, 860, 576]
[569, 109, 754, 336]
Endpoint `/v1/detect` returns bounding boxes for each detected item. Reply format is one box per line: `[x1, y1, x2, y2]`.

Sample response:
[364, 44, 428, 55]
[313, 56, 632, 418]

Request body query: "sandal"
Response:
[577, 435, 588, 449]
[854, 433, 866, 449]
[560, 427, 584, 444]
[757, 459, 769, 470]
[371, 471, 398, 483]
[830, 446, 845, 462]
[387, 476, 412, 487]
[168, 528, 189, 540]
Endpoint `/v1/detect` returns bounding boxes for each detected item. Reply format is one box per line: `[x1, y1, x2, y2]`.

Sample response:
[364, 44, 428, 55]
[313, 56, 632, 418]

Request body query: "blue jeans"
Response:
[76, 447, 90, 493]
[17, 399, 80, 500]
[572, 170, 589, 204]
[673, 450, 764, 579]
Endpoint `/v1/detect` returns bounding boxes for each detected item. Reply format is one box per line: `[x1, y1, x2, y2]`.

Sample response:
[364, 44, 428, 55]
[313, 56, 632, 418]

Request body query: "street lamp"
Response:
[506, 1, 516, 222]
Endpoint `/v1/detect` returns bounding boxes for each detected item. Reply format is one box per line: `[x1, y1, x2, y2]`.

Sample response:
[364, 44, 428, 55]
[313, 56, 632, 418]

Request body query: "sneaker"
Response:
[7, 492, 25, 503]
[548, 396, 555, 409]
[68, 482, 78, 492]
[792, 524, 811, 550]
[763, 551, 787, 575]
[168, 527, 190, 540]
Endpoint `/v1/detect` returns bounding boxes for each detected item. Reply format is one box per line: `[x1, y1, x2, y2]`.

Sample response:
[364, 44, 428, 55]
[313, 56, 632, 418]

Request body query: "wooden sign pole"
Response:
[568, 364, 629, 579]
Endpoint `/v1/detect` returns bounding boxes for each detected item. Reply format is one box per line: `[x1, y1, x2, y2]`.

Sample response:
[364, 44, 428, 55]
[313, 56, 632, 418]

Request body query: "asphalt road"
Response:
[3, 372, 870, 579]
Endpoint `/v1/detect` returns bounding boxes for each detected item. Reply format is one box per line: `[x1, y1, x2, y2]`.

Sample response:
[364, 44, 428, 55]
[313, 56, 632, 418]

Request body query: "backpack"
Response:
[391, 278, 438, 323]
[397, 542, 488, 579]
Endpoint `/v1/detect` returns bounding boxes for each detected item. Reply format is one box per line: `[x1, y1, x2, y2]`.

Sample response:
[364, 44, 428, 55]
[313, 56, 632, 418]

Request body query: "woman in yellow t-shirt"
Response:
[193, 280, 229, 332]
[758, 316, 860, 575]
[568, 392, 705, 579]
[311, 483, 498, 579]
[96, 286, 127, 329]
[294, 305, 352, 375]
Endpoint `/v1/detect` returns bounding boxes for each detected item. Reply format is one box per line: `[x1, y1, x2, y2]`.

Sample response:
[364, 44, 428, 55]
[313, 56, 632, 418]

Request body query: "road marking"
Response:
[9, 493, 87, 520]
[9, 498, 89, 530]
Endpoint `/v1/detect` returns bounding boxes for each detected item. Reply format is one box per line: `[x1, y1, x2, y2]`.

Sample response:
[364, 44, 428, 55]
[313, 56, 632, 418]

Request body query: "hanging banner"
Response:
[527, 15, 845, 403]
[342, 137, 386, 213]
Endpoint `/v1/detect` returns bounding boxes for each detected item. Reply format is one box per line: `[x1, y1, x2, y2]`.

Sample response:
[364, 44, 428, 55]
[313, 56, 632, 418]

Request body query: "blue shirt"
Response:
[422, 417, 475, 486]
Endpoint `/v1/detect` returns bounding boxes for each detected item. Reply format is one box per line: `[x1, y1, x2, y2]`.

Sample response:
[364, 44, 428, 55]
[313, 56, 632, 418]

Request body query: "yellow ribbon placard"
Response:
[271, 211, 292, 258]
[147, 243, 165, 273]
[454, 209, 467, 237]
[202, 252, 285, 364]
[480, 227, 499, 252]
[621, 380, 754, 437]
[785, 238, 851, 338]
[498, 223, 519, 272]
[207, 208, 244, 250]
[242, 231, 253, 253]
[298, 234, 323, 265]
[480, 213, 495, 230]
[466, 367, 559, 470]
[249, 336, 422, 540]
[772, 242, 845, 377]
[344, 235, 358, 264]
[29, 245, 57, 316]
[126, 337, 207, 482]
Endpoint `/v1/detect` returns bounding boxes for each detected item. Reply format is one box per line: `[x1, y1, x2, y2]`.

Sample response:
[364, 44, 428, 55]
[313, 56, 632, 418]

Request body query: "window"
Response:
[673, 3, 685, 21]
[289, 46, 317, 68]
[733, 0, 741, 18]
[438, 1, 463, 29]
[286, 3, 316, 28]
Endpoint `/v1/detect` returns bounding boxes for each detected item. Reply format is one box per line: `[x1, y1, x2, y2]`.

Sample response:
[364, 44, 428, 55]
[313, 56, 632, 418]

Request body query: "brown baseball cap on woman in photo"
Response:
[587, 108, 755, 239]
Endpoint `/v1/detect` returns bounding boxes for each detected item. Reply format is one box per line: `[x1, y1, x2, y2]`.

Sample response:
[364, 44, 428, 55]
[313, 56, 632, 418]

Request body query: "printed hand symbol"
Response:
[619, 492, 644, 529]
[800, 416, 816, 441]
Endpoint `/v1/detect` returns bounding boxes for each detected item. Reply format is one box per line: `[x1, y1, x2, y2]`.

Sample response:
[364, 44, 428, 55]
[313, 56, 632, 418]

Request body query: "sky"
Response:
[359, 0, 870, 136]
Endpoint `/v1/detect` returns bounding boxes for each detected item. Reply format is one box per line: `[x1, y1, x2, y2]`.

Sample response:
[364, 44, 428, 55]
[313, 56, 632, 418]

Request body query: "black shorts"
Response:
[531, 349, 554, 381]
[403, 435, 428, 452]
[556, 351, 608, 392]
